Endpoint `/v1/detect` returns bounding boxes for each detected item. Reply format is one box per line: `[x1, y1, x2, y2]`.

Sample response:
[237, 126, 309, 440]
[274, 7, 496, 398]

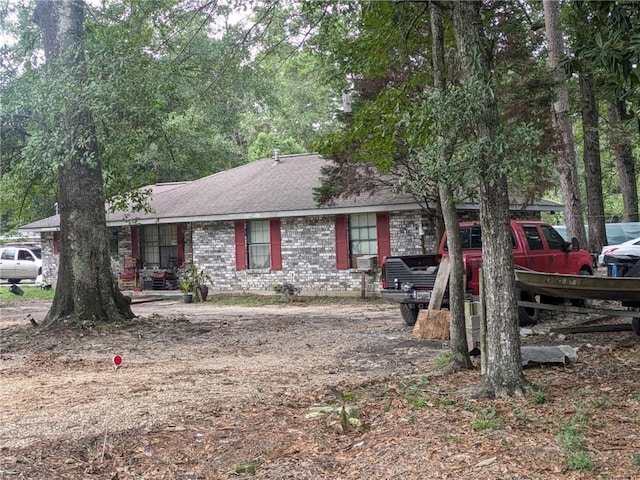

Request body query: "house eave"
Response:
[104, 201, 564, 227]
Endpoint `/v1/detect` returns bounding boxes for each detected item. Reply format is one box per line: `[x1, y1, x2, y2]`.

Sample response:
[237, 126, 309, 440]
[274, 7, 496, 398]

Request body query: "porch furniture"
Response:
[151, 256, 179, 290]
[118, 257, 138, 290]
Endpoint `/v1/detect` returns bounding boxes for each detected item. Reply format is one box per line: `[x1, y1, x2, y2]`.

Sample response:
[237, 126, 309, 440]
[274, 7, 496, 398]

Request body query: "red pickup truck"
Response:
[380, 220, 594, 326]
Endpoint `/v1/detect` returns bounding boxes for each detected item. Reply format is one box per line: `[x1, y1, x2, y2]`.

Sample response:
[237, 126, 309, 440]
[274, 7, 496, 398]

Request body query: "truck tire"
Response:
[516, 289, 539, 326]
[632, 318, 640, 336]
[400, 303, 419, 327]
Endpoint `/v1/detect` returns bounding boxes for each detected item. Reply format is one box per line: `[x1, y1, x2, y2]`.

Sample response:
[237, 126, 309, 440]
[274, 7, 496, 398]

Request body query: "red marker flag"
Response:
[113, 355, 123, 369]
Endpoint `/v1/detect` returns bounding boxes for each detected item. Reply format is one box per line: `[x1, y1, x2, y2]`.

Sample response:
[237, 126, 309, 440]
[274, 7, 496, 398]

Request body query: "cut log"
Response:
[413, 309, 450, 340]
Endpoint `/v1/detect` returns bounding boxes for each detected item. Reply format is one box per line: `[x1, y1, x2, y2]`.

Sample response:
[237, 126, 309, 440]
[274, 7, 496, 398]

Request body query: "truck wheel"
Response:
[516, 289, 539, 326]
[400, 304, 419, 327]
[633, 318, 640, 336]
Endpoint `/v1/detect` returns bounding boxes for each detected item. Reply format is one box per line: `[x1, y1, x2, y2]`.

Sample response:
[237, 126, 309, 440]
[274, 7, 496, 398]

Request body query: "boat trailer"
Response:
[515, 254, 640, 335]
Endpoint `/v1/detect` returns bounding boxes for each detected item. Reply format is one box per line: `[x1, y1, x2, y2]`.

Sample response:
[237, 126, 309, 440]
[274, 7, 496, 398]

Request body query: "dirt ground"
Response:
[1, 295, 640, 480]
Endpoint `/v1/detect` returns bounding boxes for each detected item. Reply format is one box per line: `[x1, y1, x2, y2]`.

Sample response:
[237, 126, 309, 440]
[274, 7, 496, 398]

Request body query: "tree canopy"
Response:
[0, 0, 340, 232]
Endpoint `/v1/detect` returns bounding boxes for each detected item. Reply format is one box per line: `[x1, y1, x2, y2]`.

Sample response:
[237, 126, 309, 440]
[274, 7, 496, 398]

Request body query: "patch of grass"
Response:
[557, 411, 595, 472]
[525, 383, 548, 404]
[207, 293, 383, 308]
[511, 404, 527, 421]
[472, 405, 503, 431]
[434, 397, 456, 408]
[231, 458, 262, 475]
[0, 286, 55, 305]
[590, 395, 612, 409]
[568, 450, 595, 471]
[632, 454, 640, 467]
[395, 375, 430, 396]
[433, 353, 451, 370]
[441, 433, 464, 443]
[407, 396, 429, 408]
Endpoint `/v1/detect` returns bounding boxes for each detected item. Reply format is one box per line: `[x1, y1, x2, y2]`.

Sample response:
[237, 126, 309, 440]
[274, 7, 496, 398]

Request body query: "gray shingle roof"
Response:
[20, 153, 563, 231]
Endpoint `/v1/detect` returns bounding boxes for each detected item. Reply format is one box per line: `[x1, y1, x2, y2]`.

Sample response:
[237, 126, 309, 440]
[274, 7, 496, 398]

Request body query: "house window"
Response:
[140, 224, 178, 268]
[247, 219, 270, 269]
[349, 213, 377, 265]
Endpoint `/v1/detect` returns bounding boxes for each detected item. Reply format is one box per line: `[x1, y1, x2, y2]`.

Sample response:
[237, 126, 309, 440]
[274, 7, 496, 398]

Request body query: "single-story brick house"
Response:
[20, 153, 563, 295]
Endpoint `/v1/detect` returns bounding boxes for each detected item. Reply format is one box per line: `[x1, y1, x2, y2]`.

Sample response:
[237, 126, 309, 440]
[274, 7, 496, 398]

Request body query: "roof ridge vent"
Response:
[273, 148, 280, 166]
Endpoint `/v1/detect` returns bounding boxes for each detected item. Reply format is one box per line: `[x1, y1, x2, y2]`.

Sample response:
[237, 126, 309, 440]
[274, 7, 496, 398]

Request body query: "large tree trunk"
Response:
[34, 0, 134, 327]
[579, 72, 606, 253]
[607, 100, 639, 223]
[543, 0, 588, 248]
[452, 1, 524, 397]
[431, 2, 472, 371]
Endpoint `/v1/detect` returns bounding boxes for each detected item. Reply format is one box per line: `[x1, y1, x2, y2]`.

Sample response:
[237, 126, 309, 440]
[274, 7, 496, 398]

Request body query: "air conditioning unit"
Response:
[356, 255, 377, 272]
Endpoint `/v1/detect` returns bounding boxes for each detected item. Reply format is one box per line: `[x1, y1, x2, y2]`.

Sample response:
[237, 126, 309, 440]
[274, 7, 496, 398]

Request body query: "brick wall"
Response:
[37, 209, 542, 295]
[191, 216, 379, 294]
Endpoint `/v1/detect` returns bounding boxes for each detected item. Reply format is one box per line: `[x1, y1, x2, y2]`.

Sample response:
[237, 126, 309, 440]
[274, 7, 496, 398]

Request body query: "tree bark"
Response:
[579, 72, 606, 253]
[431, 2, 472, 371]
[34, 0, 134, 327]
[606, 100, 639, 223]
[452, 1, 524, 396]
[543, 0, 588, 248]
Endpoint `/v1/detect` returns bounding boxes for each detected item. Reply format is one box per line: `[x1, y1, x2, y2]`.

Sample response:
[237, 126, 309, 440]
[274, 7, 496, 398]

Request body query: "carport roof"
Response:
[20, 153, 564, 232]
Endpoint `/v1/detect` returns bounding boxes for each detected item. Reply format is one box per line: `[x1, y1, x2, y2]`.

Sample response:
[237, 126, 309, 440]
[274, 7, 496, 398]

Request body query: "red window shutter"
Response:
[53, 231, 59, 255]
[176, 223, 185, 266]
[234, 221, 247, 270]
[270, 219, 282, 270]
[130, 226, 139, 259]
[376, 212, 391, 264]
[335, 215, 349, 269]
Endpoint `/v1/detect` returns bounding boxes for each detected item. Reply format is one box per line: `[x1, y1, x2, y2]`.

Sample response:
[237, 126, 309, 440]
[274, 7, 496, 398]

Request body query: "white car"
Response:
[0, 245, 43, 283]
[598, 236, 640, 266]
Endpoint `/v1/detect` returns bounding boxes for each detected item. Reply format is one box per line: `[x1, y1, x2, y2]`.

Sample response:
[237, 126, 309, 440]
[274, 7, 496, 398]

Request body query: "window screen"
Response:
[247, 219, 270, 269]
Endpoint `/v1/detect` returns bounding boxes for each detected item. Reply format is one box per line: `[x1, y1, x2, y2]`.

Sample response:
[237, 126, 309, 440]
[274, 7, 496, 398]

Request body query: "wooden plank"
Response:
[517, 300, 640, 318]
[551, 324, 632, 334]
[428, 256, 450, 310]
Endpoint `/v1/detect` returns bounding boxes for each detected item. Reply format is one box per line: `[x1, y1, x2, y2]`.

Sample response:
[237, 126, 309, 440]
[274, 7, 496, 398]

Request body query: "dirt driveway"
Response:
[1, 297, 639, 479]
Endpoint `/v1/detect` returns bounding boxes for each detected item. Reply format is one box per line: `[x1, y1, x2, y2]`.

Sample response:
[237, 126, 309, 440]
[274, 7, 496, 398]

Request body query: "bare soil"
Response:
[1, 295, 639, 479]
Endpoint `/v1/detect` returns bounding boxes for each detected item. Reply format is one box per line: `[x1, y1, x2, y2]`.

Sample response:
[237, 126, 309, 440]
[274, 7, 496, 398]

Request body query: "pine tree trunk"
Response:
[579, 72, 606, 253]
[606, 100, 639, 223]
[543, 0, 588, 248]
[34, 0, 134, 327]
[431, 2, 472, 370]
[452, 1, 524, 396]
